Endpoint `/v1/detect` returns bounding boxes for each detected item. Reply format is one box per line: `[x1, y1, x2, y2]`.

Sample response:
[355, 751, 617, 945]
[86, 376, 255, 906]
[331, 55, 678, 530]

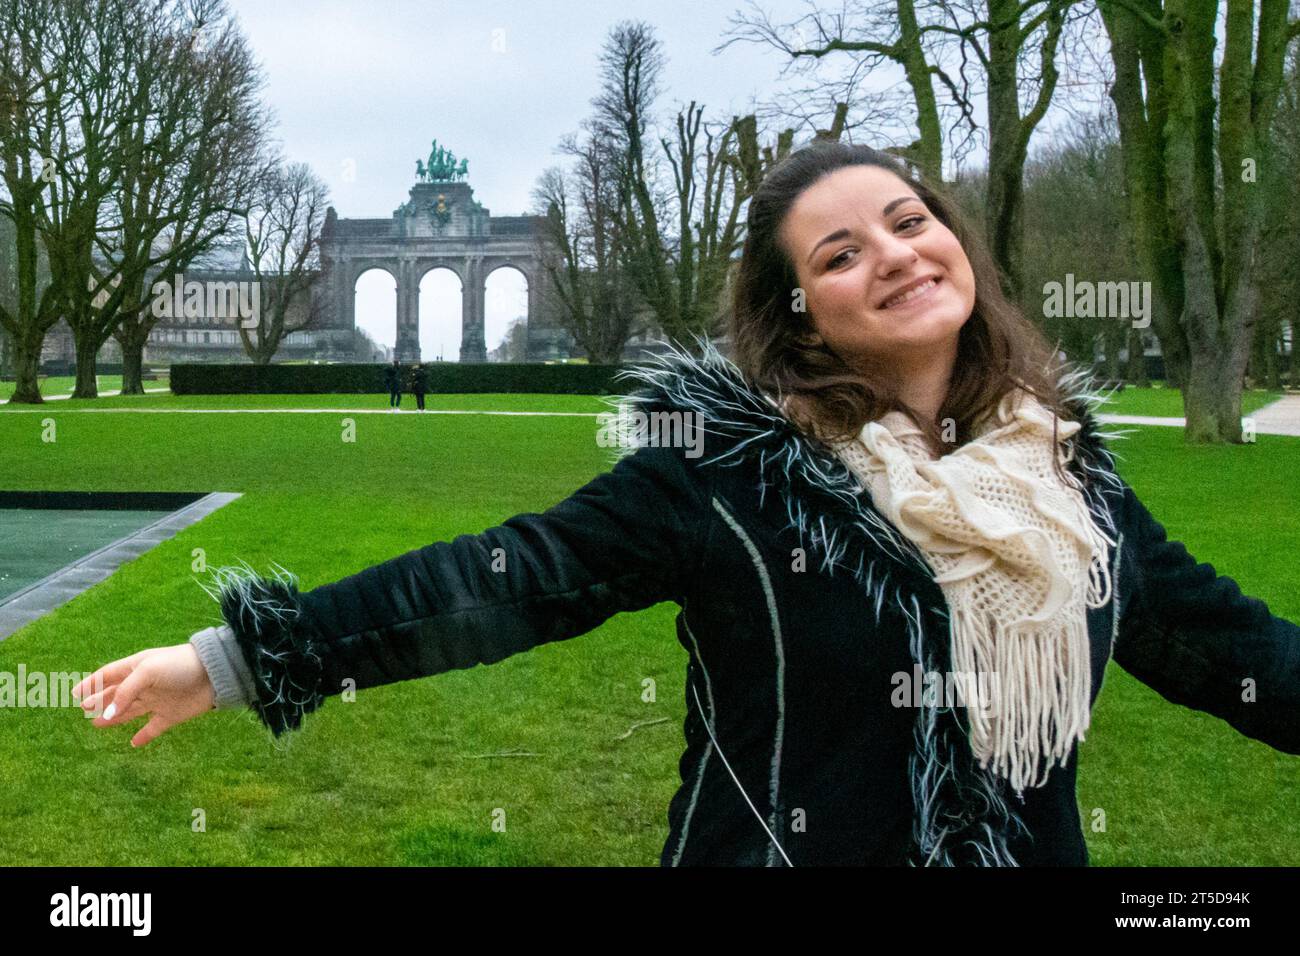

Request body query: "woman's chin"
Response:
[871, 309, 967, 346]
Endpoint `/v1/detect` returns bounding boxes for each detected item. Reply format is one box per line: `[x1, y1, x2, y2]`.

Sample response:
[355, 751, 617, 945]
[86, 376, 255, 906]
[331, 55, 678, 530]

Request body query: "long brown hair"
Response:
[727, 140, 1074, 471]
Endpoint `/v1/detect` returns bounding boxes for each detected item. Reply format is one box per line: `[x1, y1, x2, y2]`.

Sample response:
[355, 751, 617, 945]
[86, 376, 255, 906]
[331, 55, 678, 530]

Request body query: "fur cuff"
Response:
[199, 563, 326, 736]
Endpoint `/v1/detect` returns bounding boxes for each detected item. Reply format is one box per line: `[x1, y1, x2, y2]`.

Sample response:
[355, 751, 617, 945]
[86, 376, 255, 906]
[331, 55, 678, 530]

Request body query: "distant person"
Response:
[383, 358, 402, 410]
[410, 364, 428, 411]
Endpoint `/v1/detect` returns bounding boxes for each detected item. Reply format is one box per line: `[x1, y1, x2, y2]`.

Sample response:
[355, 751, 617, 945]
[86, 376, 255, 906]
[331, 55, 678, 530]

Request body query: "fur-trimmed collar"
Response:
[603, 333, 1132, 866]
[606, 334, 1129, 592]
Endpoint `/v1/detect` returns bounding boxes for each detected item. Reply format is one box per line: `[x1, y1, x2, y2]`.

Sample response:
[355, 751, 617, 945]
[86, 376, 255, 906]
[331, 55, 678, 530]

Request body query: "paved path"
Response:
[1099, 393, 1300, 437]
[0, 492, 241, 641]
[4, 389, 1299, 434]
[0, 406, 602, 416]
[1243, 394, 1300, 436]
[0, 387, 169, 405]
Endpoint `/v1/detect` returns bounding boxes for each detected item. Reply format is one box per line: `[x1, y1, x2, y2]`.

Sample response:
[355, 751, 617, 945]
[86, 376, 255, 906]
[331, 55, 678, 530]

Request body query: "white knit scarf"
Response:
[829, 388, 1115, 793]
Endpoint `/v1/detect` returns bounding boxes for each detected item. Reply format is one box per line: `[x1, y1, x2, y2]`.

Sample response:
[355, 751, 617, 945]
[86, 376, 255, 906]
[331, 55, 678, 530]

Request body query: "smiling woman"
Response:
[779, 168, 977, 381]
[71, 140, 1300, 867]
[733, 144, 1074, 463]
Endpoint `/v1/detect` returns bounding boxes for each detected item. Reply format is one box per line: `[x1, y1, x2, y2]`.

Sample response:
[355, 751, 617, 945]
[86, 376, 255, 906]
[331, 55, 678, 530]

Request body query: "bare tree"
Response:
[590, 21, 681, 345]
[239, 160, 329, 365]
[1018, 109, 1147, 380]
[532, 132, 645, 363]
[107, 0, 267, 393]
[584, 20, 786, 352]
[1098, 0, 1300, 441]
[35, 0, 151, 398]
[717, 0, 974, 182]
[0, 0, 72, 403]
[719, 0, 1079, 296]
[0, 207, 17, 376]
[1250, 40, 1300, 389]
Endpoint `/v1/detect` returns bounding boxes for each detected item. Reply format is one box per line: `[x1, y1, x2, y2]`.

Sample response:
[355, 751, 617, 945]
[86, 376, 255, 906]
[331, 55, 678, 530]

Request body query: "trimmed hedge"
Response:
[169, 362, 630, 395]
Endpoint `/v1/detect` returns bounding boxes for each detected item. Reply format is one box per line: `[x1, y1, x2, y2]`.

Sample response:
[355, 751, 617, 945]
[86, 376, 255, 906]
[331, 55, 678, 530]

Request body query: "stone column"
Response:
[408, 260, 422, 362]
[525, 263, 565, 360]
[395, 259, 421, 362]
[460, 254, 487, 362]
[525, 265, 543, 361]
[339, 259, 355, 339]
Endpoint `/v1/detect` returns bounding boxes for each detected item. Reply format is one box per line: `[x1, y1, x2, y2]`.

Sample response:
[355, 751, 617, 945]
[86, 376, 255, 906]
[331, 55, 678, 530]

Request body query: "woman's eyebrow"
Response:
[807, 228, 851, 264]
[806, 196, 925, 264]
[882, 195, 922, 216]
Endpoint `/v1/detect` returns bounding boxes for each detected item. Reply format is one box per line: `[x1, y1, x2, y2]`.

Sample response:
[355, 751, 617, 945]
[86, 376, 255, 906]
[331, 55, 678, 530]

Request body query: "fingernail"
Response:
[103, 703, 117, 720]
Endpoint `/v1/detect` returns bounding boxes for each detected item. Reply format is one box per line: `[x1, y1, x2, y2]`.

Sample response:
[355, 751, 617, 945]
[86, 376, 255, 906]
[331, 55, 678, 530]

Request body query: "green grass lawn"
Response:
[0, 389, 1296, 865]
[1092, 383, 1283, 418]
[2, 376, 1283, 418]
[0, 390, 608, 412]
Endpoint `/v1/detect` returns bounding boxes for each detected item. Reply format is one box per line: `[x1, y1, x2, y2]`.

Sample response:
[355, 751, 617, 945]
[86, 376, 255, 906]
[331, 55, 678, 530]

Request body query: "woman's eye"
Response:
[826, 218, 924, 268]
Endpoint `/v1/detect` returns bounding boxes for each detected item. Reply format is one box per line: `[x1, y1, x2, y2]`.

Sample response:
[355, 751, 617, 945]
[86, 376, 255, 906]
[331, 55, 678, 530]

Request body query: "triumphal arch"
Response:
[318, 139, 567, 361]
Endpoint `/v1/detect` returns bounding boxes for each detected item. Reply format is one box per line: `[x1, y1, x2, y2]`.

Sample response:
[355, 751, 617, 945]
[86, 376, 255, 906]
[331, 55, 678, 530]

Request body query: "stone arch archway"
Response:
[482, 262, 531, 362]
[318, 177, 568, 363]
[415, 265, 463, 363]
[351, 265, 399, 353]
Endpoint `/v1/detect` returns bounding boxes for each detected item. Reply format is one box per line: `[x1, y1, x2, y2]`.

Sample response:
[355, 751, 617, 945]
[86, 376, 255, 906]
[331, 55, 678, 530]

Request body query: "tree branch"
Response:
[1096, 0, 1169, 35]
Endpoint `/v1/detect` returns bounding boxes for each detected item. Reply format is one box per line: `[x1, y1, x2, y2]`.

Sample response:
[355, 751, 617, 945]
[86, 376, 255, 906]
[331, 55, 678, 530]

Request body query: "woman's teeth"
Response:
[883, 278, 939, 309]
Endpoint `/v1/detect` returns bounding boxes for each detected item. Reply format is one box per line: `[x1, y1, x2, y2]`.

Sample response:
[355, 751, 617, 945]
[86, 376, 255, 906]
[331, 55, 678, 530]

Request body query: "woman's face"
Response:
[778, 164, 977, 369]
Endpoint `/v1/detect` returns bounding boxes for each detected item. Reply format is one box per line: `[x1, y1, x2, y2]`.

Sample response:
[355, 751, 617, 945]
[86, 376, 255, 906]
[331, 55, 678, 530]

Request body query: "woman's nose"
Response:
[873, 228, 919, 277]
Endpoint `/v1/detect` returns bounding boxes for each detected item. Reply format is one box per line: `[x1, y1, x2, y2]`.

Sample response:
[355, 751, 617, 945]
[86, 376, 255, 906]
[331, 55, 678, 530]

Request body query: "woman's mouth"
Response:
[881, 277, 941, 310]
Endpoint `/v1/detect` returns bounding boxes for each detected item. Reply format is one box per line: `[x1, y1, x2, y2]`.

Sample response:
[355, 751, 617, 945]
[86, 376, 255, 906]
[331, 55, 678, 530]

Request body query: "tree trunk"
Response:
[119, 326, 147, 395]
[252, 336, 275, 365]
[1262, 330, 1279, 390]
[896, 0, 944, 183]
[1125, 326, 1148, 385]
[1183, 344, 1245, 443]
[985, 0, 1024, 298]
[9, 335, 43, 404]
[985, 146, 1025, 298]
[71, 331, 100, 399]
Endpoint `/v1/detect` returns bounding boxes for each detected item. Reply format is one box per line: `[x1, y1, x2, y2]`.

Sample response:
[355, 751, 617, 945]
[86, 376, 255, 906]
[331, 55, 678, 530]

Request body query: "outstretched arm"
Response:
[1111, 480, 1300, 754]
[80, 425, 716, 744]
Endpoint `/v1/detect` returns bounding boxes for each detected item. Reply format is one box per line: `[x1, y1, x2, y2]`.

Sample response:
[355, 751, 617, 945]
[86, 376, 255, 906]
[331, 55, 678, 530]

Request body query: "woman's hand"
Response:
[73, 644, 217, 748]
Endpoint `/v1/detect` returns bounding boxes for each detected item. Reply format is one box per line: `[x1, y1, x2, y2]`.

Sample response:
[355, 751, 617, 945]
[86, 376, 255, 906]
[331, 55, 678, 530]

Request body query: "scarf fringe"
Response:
[837, 392, 1117, 794]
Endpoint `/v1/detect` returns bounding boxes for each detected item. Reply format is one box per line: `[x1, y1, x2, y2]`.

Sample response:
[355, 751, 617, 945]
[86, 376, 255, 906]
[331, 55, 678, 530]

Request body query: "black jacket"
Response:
[215, 339, 1300, 866]
[383, 365, 401, 390]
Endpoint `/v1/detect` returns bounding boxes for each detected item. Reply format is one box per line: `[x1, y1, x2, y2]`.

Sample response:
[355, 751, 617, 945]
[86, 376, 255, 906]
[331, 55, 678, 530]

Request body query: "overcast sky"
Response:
[223, 0, 856, 355]
[224, 0, 840, 218]
[221, 1, 1103, 359]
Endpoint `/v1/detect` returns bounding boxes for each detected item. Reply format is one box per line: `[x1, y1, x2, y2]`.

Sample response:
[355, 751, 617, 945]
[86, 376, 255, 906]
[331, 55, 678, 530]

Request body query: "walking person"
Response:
[383, 357, 402, 410]
[410, 363, 428, 412]
[75, 141, 1300, 867]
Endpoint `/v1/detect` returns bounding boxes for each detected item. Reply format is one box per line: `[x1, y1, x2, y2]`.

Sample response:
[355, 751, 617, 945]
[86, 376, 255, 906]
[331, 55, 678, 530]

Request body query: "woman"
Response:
[74, 142, 1300, 866]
